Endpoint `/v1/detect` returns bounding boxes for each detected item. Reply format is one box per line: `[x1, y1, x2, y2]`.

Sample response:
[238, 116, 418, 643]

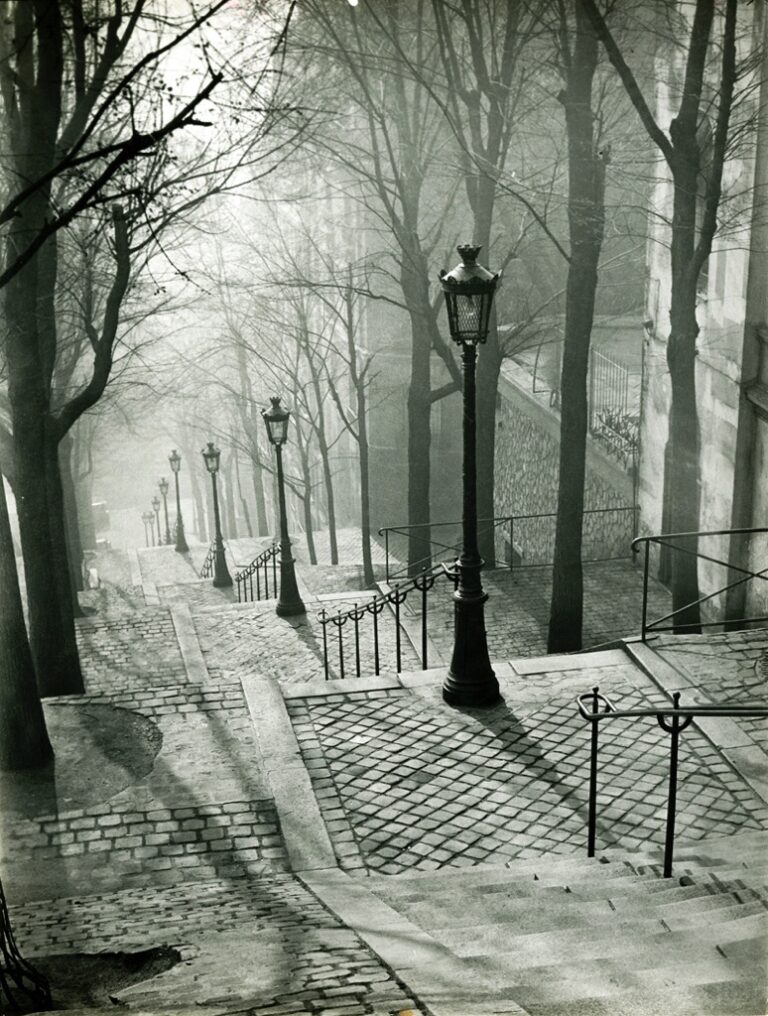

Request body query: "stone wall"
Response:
[494, 370, 636, 564]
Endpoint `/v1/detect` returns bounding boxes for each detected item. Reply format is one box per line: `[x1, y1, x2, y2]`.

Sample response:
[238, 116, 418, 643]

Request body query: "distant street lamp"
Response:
[439, 244, 501, 707]
[158, 477, 172, 544]
[146, 509, 157, 547]
[201, 441, 233, 588]
[151, 495, 161, 545]
[141, 511, 152, 547]
[168, 449, 189, 554]
[262, 397, 305, 617]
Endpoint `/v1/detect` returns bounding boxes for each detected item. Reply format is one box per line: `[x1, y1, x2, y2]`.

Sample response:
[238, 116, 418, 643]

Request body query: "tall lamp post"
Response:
[168, 450, 189, 553]
[439, 244, 501, 707]
[201, 441, 233, 588]
[262, 397, 306, 617]
[158, 477, 172, 544]
[147, 509, 157, 547]
[151, 495, 162, 546]
[141, 511, 151, 547]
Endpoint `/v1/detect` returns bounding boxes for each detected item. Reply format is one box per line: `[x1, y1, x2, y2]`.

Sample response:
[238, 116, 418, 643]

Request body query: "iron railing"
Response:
[199, 543, 216, 578]
[577, 687, 768, 877]
[632, 527, 768, 639]
[235, 544, 279, 603]
[517, 345, 640, 468]
[319, 564, 457, 679]
[379, 506, 638, 582]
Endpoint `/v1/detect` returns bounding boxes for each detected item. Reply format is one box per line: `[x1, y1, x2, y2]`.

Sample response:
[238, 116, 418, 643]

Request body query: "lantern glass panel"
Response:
[169, 450, 181, 474]
[159, 477, 169, 495]
[202, 443, 221, 473]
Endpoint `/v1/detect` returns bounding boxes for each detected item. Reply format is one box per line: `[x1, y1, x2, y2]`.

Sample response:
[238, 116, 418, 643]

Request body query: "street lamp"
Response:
[146, 509, 157, 547]
[262, 397, 306, 617]
[201, 441, 233, 588]
[141, 511, 151, 547]
[158, 477, 172, 544]
[168, 449, 189, 553]
[151, 495, 161, 546]
[439, 244, 501, 707]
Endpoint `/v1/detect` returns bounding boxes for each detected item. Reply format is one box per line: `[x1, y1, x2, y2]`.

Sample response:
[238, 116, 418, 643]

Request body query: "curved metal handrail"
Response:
[577, 685, 768, 877]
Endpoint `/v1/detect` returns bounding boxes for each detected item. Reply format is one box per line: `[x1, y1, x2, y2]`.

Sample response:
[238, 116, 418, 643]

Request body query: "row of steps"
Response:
[365, 829, 768, 1015]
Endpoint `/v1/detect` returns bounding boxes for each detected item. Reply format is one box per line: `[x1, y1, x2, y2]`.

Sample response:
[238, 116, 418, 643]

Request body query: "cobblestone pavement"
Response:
[652, 629, 768, 752]
[409, 560, 672, 663]
[76, 608, 186, 695]
[193, 600, 419, 687]
[294, 528, 390, 567]
[11, 877, 425, 1015]
[138, 544, 205, 584]
[286, 663, 768, 877]
[3, 603, 290, 903]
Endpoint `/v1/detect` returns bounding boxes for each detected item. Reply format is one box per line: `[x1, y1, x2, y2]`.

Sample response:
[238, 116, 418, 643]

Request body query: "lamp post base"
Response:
[442, 590, 500, 707]
[175, 519, 189, 554]
[276, 598, 306, 617]
[276, 550, 305, 616]
[213, 547, 232, 588]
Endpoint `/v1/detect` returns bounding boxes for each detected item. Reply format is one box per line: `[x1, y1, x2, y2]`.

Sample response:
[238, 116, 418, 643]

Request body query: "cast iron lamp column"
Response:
[169, 449, 189, 553]
[152, 495, 162, 546]
[147, 509, 157, 547]
[201, 441, 233, 588]
[158, 477, 172, 544]
[141, 511, 151, 547]
[262, 397, 306, 617]
[440, 244, 501, 708]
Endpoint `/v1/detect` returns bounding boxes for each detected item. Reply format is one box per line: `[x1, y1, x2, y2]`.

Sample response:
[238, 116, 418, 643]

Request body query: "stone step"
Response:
[428, 908, 767, 965]
[602, 829, 768, 869]
[511, 977, 764, 1016]
[663, 899, 768, 930]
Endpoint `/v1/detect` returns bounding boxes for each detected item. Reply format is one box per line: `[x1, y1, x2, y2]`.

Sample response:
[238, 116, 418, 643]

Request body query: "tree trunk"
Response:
[223, 456, 238, 539]
[234, 450, 253, 538]
[60, 432, 84, 594]
[666, 272, 702, 631]
[0, 475, 54, 769]
[251, 454, 269, 536]
[407, 317, 432, 575]
[548, 0, 605, 654]
[300, 451, 318, 566]
[357, 383, 374, 587]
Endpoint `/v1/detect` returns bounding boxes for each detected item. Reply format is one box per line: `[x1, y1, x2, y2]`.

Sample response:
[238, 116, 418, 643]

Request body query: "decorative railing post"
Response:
[587, 685, 600, 858]
[657, 693, 693, 878]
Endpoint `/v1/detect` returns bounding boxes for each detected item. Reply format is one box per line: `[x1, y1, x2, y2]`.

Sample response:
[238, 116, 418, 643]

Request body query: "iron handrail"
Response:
[199, 542, 216, 579]
[576, 687, 768, 877]
[631, 527, 768, 638]
[234, 543, 279, 603]
[318, 562, 457, 679]
[379, 506, 638, 582]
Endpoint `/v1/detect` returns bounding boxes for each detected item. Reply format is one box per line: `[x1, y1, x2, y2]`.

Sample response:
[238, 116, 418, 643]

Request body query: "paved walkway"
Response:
[284, 655, 768, 877]
[4, 543, 766, 1015]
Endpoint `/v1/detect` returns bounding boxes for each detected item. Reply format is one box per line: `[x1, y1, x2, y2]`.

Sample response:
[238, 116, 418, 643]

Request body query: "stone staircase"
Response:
[364, 829, 768, 1016]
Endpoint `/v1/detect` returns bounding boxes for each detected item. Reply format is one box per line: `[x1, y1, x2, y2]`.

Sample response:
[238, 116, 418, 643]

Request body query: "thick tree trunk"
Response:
[666, 276, 702, 631]
[319, 440, 338, 565]
[234, 450, 253, 538]
[250, 451, 269, 537]
[357, 385, 374, 587]
[548, 1, 605, 654]
[0, 475, 54, 770]
[300, 452, 317, 566]
[223, 457, 238, 539]
[60, 432, 84, 594]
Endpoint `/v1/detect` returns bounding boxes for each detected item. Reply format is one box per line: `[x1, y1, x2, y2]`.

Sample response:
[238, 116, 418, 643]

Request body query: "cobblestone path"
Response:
[286, 662, 768, 877]
[11, 877, 425, 1015]
[193, 600, 420, 686]
[1, 608, 287, 904]
[653, 629, 768, 752]
[409, 560, 672, 662]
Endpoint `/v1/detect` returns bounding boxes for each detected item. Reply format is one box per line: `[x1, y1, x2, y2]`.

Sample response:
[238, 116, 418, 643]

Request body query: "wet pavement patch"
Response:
[29, 946, 180, 1011]
[0, 703, 162, 819]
